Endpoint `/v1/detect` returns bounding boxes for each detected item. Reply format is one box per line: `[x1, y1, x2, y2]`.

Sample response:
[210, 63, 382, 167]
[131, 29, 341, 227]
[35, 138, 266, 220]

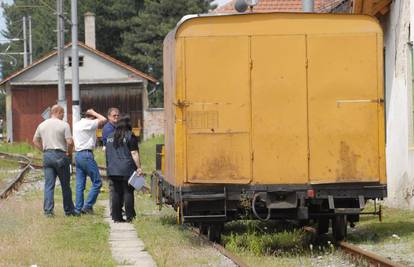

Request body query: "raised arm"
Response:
[86, 109, 107, 127]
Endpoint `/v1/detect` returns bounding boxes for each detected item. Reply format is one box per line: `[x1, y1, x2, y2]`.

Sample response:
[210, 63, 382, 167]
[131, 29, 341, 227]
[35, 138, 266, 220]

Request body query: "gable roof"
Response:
[0, 42, 156, 86]
[213, 0, 348, 13]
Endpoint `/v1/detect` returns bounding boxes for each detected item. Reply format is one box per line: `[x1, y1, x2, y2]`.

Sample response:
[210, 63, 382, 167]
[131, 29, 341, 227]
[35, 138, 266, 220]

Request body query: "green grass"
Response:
[223, 221, 311, 256]
[0, 142, 41, 158]
[348, 202, 414, 244]
[0, 189, 116, 267]
[0, 158, 21, 188]
[133, 194, 232, 267]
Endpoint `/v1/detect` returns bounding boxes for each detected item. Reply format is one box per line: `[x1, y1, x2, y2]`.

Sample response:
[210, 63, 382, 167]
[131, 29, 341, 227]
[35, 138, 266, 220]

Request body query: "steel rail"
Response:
[188, 226, 249, 267]
[303, 226, 406, 267]
[338, 241, 406, 267]
[0, 152, 32, 199]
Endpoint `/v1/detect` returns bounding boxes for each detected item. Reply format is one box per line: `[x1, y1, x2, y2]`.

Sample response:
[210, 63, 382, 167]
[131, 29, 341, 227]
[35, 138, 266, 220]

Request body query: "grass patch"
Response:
[0, 158, 21, 188]
[0, 190, 115, 267]
[0, 142, 41, 158]
[348, 202, 414, 244]
[133, 194, 230, 267]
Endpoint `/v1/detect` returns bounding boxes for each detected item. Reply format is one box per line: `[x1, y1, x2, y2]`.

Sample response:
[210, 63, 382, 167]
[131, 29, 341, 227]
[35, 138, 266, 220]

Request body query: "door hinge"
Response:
[305, 58, 309, 68]
[250, 59, 253, 70]
[307, 151, 310, 160]
[251, 151, 254, 161]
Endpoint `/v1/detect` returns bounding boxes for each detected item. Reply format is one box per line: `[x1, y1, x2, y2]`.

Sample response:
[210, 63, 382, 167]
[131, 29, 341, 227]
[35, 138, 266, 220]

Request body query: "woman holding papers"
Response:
[105, 115, 142, 222]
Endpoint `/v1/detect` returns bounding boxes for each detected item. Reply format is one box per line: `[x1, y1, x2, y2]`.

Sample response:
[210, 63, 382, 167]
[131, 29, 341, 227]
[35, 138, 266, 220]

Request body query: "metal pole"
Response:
[28, 16, 32, 64]
[57, 0, 67, 120]
[22, 16, 27, 67]
[302, 0, 314, 12]
[71, 0, 80, 125]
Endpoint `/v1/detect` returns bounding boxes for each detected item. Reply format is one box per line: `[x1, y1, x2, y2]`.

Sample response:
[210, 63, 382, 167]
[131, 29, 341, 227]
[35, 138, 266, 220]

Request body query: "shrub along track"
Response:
[304, 226, 406, 267]
[0, 152, 32, 199]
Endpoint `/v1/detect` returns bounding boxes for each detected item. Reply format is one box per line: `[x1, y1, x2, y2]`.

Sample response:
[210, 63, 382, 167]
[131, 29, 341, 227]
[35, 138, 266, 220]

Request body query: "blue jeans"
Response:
[43, 150, 75, 215]
[75, 150, 102, 213]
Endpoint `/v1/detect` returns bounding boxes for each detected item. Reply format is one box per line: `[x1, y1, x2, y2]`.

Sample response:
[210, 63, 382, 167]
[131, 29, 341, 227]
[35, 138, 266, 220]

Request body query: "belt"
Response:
[77, 149, 93, 153]
[44, 149, 66, 153]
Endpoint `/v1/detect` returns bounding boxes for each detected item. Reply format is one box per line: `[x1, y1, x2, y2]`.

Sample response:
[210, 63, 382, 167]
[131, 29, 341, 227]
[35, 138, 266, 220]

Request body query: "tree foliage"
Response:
[1, 0, 215, 107]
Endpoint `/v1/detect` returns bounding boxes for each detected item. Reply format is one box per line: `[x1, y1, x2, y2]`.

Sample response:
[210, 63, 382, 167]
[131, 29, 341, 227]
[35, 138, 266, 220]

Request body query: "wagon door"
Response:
[307, 34, 381, 183]
[184, 36, 252, 184]
[250, 35, 309, 184]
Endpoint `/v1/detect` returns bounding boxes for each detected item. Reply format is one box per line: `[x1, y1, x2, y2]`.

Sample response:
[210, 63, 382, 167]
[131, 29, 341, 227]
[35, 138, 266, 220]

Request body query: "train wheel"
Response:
[208, 223, 223, 243]
[332, 215, 347, 241]
[317, 218, 329, 235]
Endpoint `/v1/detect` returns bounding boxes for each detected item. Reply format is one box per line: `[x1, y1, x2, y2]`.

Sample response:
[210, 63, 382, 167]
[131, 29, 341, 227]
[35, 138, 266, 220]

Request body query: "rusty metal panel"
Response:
[251, 35, 309, 184]
[184, 36, 252, 184]
[307, 34, 380, 183]
[12, 85, 72, 142]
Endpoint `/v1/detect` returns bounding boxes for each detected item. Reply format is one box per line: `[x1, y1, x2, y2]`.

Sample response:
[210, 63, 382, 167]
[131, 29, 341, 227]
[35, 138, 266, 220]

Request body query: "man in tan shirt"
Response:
[33, 105, 76, 217]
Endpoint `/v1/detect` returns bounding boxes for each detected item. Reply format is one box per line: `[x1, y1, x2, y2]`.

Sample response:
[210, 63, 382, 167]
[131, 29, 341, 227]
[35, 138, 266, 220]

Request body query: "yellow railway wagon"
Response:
[153, 12, 387, 241]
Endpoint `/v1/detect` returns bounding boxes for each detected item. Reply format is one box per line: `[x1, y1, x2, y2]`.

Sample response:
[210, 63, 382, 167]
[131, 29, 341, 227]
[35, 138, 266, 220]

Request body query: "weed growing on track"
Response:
[223, 220, 312, 256]
[0, 158, 21, 188]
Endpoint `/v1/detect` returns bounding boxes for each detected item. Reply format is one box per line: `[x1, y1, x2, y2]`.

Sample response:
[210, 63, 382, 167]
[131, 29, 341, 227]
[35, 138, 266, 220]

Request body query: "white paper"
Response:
[128, 171, 145, 191]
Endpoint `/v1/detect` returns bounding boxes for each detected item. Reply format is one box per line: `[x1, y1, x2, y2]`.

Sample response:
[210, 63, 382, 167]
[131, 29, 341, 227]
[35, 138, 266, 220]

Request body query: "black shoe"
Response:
[113, 218, 126, 223]
[126, 217, 135, 223]
[81, 207, 93, 214]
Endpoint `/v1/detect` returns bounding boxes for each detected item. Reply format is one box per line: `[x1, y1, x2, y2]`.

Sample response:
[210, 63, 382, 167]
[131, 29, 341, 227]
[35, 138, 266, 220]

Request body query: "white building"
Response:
[383, 0, 414, 209]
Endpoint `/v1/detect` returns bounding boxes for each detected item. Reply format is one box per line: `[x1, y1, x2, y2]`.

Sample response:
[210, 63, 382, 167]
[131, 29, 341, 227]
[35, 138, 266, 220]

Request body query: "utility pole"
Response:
[56, 0, 67, 121]
[71, 0, 80, 125]
[22, 16, 28, 67]
[28, 16, 32, 64]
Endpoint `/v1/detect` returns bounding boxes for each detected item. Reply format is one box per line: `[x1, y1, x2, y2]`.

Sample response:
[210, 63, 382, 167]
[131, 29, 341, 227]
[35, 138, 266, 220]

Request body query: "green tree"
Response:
[0, 0, 144, 78]
[119, 0, 215, 107]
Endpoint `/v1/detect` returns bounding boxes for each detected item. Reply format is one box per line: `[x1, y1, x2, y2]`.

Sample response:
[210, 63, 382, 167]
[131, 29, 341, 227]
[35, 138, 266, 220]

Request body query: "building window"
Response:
[68, 56, 84, 67]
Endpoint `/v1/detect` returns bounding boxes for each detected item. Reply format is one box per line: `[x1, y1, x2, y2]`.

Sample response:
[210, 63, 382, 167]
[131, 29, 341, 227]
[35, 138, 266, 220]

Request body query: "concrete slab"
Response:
[98, 200, 157, 267]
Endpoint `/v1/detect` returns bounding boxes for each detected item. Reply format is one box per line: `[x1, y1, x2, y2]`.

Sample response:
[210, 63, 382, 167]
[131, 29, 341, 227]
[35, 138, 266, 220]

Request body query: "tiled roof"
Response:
[0, 42, 157, 86]
[213, 0, 348, 13]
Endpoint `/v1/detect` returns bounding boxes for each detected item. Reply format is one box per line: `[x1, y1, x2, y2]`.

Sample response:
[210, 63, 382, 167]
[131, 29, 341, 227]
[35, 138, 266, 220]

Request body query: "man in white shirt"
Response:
[73, 109, 107, 214]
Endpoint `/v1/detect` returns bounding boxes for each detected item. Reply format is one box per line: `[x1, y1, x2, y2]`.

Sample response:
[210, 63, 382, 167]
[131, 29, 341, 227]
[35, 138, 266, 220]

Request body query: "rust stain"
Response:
[336, 141, 360, 181]
[191, 153, 245, 181]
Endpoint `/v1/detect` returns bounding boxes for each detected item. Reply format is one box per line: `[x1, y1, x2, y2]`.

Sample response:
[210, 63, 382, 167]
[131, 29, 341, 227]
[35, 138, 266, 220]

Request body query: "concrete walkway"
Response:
[100, 200, 157, 267]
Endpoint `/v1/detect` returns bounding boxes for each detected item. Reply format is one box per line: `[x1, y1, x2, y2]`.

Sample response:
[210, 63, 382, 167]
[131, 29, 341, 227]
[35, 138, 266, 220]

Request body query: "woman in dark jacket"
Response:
[105, 115, 142, 222]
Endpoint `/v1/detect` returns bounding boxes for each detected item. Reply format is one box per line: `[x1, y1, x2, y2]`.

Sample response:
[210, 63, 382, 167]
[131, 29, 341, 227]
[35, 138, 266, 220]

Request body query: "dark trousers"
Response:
[109, 176, 135, 221]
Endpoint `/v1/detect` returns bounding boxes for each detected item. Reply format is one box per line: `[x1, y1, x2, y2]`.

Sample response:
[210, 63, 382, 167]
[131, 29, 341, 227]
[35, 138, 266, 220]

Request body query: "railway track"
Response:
[0, 152, 32, 199]
[304, 226, 406, 267]
[188, 225, 249, 267]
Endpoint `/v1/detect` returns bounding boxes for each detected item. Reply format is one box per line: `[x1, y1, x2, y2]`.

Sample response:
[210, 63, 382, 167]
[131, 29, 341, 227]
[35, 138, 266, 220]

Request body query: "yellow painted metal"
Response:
[307, 33, 380, 183]
[251, 35, 308, 184]
[163, 13, 386, 187]
[184, 36, 251, 183]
